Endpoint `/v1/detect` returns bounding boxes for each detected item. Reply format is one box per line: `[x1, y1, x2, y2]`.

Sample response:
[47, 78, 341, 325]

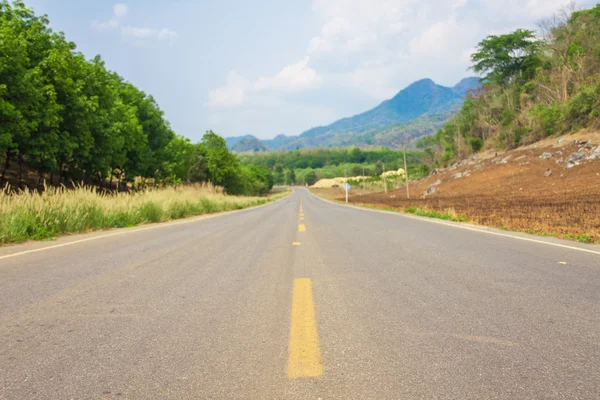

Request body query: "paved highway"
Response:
[1, 188, 599, 399]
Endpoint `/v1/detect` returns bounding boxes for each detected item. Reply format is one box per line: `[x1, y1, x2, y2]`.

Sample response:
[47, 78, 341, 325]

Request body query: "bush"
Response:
[468, 138, 484, 152]
[530, 104, 562, 136]
[563, 83, 600, 130]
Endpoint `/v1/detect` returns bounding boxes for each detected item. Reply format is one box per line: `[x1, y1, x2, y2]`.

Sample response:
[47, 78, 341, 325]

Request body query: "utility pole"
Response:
[402, 142, 410, 199]
[383, 163, 387, 194]
[362, 166, 366, 194]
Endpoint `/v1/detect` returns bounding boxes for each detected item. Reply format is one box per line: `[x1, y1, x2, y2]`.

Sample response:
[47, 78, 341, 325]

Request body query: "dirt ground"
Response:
[314, 131, 600, 243]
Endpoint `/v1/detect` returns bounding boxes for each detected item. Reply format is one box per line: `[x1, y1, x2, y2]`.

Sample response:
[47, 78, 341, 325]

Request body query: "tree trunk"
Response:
[18, 158, 23, 189]
[562, 68, 569, 103]
[1, 150, 10, 187]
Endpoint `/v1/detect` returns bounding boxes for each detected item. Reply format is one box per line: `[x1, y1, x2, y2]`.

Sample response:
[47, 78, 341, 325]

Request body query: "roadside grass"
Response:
[0, 184, 289, 245]
[310, 189, 599, 244]
[404, 206, 469, 222]
[347, 202, 470, 223]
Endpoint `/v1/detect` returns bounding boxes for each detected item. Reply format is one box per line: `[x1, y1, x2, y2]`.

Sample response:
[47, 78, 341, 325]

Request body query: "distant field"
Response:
[313, 132, 600, 243]
[0, 185, 288, 245]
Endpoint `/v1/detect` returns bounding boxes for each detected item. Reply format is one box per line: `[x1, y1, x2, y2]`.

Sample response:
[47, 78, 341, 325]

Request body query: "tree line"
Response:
[0, 1, 272, 195]
[240, 147, 426, 186]
[418, 3, 600, 165]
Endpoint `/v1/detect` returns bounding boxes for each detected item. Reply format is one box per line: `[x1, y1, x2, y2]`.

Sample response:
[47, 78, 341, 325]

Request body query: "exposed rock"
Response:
[595, 146, 600, 154]
[514, 155, 527, 161]
[432, 179, 442, 186]
[424, 186, 436, 196]
[540, 152, 553, 160]
[566, 162, 580, 169]
[567, 152, 586, 163]
[501, 155, 512, 164]
[544, 169, 552, 177]
[557, 138, 565, 144]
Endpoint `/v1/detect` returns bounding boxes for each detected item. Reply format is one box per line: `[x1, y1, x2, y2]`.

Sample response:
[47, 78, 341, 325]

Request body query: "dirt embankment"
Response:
[336, 131, 600, 242]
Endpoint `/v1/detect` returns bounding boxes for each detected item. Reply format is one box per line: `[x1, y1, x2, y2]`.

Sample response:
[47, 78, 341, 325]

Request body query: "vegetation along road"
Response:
[1, 188, 599, 399]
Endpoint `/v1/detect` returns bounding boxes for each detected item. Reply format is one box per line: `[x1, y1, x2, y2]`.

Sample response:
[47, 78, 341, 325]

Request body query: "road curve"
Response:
[1, 188, 599, 399]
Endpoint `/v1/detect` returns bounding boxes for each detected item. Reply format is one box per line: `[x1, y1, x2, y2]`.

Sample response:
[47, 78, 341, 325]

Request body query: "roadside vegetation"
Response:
[0, 184, 288, 244]
[0, 1, 272, 196]
[418, 3, 600, 166]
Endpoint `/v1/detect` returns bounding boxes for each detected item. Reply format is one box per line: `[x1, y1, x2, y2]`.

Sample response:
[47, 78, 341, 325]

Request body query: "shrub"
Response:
[468, 138, 484, 153]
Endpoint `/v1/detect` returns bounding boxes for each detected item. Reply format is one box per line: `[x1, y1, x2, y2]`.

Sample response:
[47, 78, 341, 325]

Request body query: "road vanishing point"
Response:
[1, 188, 599, 399]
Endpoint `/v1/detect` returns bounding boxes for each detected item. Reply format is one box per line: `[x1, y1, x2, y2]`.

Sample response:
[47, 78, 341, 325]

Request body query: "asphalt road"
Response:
[1, 188, 599, 399]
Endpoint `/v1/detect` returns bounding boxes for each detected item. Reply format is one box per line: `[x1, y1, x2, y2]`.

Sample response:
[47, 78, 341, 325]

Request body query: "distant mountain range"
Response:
[226, 77, 480, 152]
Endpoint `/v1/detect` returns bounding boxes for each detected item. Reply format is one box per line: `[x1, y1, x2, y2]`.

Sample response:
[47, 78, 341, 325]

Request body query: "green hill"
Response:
[227, 77, 479, 151]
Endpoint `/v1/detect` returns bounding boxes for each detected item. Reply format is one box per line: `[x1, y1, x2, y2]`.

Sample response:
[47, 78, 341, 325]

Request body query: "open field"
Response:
[313, 132, 600, 243]
[0, 184, 288, 245]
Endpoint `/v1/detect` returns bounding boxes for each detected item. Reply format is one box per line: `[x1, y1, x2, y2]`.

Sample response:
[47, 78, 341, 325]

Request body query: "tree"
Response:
[274, 164, 284, 185]
[202, 130, 239, 191]
[471, 29, 541, 86]
[304, 171, 318, 186]
[374, 161, 383, 175]
[285, 169, 296, 185]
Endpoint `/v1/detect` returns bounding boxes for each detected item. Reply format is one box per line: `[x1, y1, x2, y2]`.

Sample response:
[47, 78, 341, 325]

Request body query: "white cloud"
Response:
[209, 58, 321, 107]
[409, 16, 469, 58]
[113, 4, 129, 18]
[255, 57, 320, 91]
[157, 28, 178, 41]
[92, 3, 177, 44]
[453, 0, 468, 9]
[120, 26, 177, 42]
[208, 72, 249, 107]
[91, 19, 120, 31]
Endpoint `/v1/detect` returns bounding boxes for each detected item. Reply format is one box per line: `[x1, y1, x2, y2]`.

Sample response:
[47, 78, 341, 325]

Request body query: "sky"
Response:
[23, 0, 596, 141]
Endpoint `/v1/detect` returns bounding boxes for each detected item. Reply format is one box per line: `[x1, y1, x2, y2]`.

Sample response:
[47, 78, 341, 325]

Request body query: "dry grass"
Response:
[0, 184, 287, 245]
[353, 194, 599, 243]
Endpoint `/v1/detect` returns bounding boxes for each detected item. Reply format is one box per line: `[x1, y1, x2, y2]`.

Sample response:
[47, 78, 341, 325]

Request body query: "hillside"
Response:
[227, 77, 479, 151]
[419, 4, 600, 166]
[318, 131, 600, 243]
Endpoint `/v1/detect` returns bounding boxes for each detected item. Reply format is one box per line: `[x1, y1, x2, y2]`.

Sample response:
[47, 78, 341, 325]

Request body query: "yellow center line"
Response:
[293, 242, 302, 246]
[288, 278, 323, 379]
[298, 224, 306, 232]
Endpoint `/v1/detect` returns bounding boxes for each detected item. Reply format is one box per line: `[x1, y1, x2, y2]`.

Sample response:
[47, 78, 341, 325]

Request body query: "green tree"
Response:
[304, 171, 318, 186]
[285, 169, 296, 185]
[471, 29, 541, 86]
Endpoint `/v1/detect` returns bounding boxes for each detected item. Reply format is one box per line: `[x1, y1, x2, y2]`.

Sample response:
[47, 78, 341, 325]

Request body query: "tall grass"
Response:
[0, 184, 285, 244]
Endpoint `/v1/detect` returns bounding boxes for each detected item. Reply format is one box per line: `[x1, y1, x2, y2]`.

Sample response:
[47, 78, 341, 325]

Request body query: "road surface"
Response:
[1, 188, 599, 399]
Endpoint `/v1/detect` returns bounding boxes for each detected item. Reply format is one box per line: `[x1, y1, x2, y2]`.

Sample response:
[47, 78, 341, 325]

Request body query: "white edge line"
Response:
[0, 191, 293, 261]
[306, 189, 600, 256]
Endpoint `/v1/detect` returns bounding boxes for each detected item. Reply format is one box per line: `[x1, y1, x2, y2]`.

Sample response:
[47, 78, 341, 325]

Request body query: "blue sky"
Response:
[24, 0, 596, 141]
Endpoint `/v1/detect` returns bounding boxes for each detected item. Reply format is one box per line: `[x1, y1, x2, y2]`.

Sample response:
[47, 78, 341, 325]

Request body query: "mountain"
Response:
[226, 77, 479, 151]
[225, 135, 256, 149]
[228, 136, 267, 153]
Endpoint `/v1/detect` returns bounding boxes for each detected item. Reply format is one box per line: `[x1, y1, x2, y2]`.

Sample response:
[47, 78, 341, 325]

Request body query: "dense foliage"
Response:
[240, 147, 427, 185]
[0, 1, 272, 195]
[419, 3, 600, 165]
